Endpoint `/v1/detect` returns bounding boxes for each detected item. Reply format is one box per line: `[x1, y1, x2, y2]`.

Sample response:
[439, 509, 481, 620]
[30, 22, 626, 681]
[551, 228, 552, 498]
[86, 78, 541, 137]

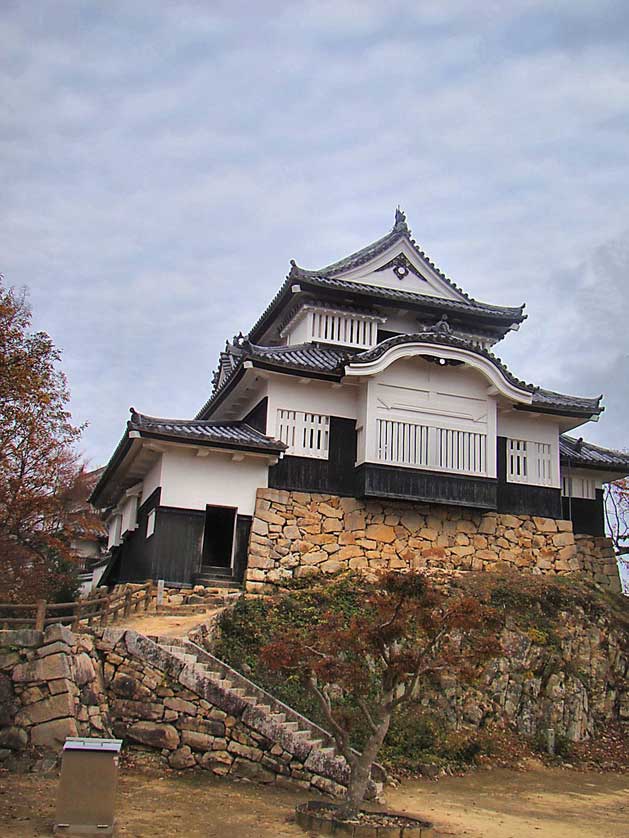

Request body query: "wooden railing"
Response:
[0, 582, 153, 631]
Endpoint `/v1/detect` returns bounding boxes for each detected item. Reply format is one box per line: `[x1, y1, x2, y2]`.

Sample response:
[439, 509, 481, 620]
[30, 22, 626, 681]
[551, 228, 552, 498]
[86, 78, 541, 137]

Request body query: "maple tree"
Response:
[261, 571, 500, 816]
[605, 478, 629, 594]
[0, 279, 85, 602]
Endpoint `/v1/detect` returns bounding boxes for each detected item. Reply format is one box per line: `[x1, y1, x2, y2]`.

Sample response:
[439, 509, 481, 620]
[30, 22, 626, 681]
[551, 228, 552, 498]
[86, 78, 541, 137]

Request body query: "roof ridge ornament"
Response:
[424, 313, 452, 335]
[394, 206, 409, 234]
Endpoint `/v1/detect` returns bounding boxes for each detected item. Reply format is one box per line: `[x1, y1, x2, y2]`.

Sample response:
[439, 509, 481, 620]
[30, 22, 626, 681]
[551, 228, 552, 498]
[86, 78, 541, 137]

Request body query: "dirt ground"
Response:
[0, 761, 627, 837]
[113, 610, 218, 639]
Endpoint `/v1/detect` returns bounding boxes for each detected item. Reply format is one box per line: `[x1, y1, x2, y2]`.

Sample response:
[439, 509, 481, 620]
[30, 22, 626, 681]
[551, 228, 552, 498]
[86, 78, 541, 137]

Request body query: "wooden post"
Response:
[144, 581, 153, 612]
[156, 579, 164, 608]
[35, 600, 46, 632]
[100, 594, 111, 627]
[71, 600, 82, 631]
[123, 587, 132, 618]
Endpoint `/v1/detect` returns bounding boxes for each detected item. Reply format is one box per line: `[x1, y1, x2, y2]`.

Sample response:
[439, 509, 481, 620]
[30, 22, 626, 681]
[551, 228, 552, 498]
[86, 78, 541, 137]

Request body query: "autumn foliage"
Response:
[261, 571, 500, 814]
[0, 279, 86, 602]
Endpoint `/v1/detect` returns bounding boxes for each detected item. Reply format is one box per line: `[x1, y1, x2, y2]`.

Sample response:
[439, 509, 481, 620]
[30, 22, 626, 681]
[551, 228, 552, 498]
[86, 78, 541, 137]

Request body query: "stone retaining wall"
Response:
[0, 625, 110, 762]
[0, 627, 361, 796]
[246, 490, 621, 593]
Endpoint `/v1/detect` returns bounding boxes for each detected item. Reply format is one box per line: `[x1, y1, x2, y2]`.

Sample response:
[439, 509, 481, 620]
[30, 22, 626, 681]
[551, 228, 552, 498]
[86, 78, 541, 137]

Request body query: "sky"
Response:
[2, 0, 628, 467]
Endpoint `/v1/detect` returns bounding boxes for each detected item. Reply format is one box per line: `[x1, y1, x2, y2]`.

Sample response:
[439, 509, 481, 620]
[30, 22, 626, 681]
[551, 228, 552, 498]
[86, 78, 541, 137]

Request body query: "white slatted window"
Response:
[437, 428, 486, 476]
[276, 409, 329, 459]
[310, 310, 377, 349]
[534, 443, 553, 486]
[563, 476, 596, 499]
[508, 438, 554, 486]
[376, 419, 430, 467]
[507, 439, 528, 482]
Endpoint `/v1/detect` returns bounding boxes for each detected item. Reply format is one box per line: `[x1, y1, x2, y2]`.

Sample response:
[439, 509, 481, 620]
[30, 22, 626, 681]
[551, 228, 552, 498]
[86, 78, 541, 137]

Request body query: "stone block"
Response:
[165, 697, 197, 715]
[251, 518, 269, 536]
[228, 740, 263, 762]
[499, 515, 520, 529]
[339, 497, 361, 515]
[322, 519, 342, 533]
[478, 516, 497, 535]
[16, 692, 74, 727]
[318, 503, 343, 519]
[232, 757, 276, 783]
[181, 730, 216, 751]
[294, 566, 320, 579]
[556, 520, 573, 532]
[31, 717, 78, 749]
[0, 727, 27, 750]
[552, 532, 575, 548]
[72, 652, 96, 686]
[321, 559, 343, 574]
[258, 488, 290, 505]
[283, 525, 301, 540]
[302, 550, 327, 565]
[334, 545, 363, 561]
[0, 629, 43, 648]
[12, 653, 71, 684]
[532, 516, 558, 533]
[43, 625, 75, 646]
[256, 508, 285, 526]
[111, 671, 152, 701]
[345, 511, 366, 531]
[36, 641, 72, 658]
[365, 524, 396, 543]
[127, 721, 179, 750]
[169, 745, 196, 769]
[111, 698, 164, 721]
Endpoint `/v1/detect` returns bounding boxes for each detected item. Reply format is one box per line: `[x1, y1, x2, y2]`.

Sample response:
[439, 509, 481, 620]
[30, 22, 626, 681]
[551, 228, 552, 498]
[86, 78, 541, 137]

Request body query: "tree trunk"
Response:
[337, 710, 391, 820]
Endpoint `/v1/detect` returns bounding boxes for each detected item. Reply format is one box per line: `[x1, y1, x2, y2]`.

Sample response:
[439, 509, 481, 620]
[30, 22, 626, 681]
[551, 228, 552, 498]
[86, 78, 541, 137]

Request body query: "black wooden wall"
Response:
[562, 490, 605, 536]
[355, 463, 497, 509]
[114, 488, 161, 583]
[269, 416, 357, 496]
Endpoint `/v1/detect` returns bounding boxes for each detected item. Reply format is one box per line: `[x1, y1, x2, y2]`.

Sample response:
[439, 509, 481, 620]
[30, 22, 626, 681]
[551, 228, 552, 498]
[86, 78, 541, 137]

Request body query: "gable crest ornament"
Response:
[376, 252, 426, 282]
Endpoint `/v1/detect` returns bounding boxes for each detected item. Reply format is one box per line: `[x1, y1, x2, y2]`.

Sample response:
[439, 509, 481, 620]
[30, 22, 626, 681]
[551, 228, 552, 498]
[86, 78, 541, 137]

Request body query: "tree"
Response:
[604, 479, 629, 595]
[261, 572, 500, 817]
[0, 279, 84, 602]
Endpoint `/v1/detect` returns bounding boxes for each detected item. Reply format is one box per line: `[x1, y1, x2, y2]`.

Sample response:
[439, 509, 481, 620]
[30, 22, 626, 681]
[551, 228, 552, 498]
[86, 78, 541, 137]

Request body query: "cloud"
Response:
[0, 0, 628, 463]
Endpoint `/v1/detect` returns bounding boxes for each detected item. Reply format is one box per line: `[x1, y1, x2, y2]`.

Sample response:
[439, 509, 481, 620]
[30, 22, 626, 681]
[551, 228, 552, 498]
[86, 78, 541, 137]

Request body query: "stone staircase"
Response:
[193, 564, 238, 589]
[149, 634, 385, 798]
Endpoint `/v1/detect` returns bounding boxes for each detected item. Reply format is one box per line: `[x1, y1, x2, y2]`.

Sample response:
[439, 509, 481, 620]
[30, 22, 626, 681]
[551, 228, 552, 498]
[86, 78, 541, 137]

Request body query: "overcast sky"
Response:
[2, 1, 628, 467]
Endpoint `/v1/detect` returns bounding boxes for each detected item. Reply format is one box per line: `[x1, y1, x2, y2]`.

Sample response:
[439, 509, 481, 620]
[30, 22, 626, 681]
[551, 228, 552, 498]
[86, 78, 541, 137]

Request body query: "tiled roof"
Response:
[292, 275, 525, 320]
[248, 210, 525, 344]
[560, 435, 629, 471]
[351, 331, 532, 387]
[289, 209, 525, 316]
[241, 342, 351, 372]
[129, 411, 286, 452]
[532, 389, 603, 415]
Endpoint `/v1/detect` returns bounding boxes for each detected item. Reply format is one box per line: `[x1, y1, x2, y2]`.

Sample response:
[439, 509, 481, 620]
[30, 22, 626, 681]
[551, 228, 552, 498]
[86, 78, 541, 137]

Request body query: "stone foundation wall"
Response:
[246, 489, 621, 593]
[0, 625, 111, 761]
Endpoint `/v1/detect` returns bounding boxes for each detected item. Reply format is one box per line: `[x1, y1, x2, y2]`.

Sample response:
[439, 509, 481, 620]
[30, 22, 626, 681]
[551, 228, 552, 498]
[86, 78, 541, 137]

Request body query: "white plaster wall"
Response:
[141, 456, 163, 505]
[120, 495, 139, 536]
[159, 447, 269, 515]
[361, 357, 497, 476]
[381, 312, 421, 334]
[338, 239, 462, 301]
[498, 411, 560, 487]
[285, 315, 310, 345]
[266, 375, 360, 437]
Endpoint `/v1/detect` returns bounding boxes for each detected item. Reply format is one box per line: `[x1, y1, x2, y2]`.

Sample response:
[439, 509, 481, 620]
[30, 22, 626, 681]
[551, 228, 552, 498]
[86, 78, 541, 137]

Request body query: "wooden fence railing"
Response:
[0, 582, 153, 631]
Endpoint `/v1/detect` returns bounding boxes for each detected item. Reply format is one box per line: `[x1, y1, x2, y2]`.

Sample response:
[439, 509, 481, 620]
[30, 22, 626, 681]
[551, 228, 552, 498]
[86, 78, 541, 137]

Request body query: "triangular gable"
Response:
[325, 236, 465, 302]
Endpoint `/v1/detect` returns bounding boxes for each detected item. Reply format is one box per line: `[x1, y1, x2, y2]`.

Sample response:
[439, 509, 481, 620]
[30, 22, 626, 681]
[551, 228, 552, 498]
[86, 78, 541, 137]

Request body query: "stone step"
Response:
[152, 638, 385, 797]
[193, 577, 240, 589]
[199, 565, 234, 577]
